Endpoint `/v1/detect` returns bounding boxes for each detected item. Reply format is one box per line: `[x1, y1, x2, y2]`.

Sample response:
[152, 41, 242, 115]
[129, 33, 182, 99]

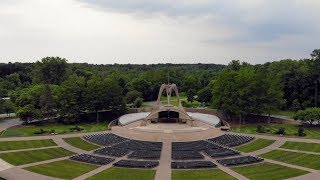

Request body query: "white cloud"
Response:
[0, 0, 319, 64]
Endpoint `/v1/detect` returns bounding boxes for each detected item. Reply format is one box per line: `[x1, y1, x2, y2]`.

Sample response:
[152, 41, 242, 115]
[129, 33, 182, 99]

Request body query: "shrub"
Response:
[276, 127, 286, 135]
[256, 125, 265, 133]
[297, 127, 306, 136]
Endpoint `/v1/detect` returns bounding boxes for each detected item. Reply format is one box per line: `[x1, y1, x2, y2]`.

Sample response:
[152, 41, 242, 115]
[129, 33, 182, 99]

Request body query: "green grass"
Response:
[172, 169, 236, 180]
[63, 137, 99, 151]
[234, 139, 275, 153]
[25, 160, 98, 179]
[232, 162, 308, 180]
[87, 167, 156, 180]
[0, 139, 56, 151]
[0, 123, 107, 137]
[0, 147, 75, 165]
[281, 141, 320, 152]
[232, 124, 320, 139]
[260, 150, 320, 169]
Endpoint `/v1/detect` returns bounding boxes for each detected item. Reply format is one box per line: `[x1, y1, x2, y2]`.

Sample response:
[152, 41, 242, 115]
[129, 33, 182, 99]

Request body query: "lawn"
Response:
[280, 141, 320, 152]
[25, 160, 98, 179]
[232, 162, 308, 180]
[232, 124, 320, 139]
[234, 139, 275, 153]
[87, 167, 156, 180]
[0, 139, 56, 151]
[0, 147, 75, 165]
[63, 137, 99, 151]
[172, 169, 236, 180]
[260, 150, 320, 170]
[0, 123, 107, 137]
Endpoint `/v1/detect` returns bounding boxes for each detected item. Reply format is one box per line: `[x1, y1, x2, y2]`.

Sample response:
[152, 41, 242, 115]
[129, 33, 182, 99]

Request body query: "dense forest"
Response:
[0, 49, 319, 124]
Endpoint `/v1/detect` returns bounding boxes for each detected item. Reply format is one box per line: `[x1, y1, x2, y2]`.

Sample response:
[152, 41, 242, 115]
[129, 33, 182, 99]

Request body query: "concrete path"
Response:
[52, 137, 87, 154]
[0, 118, 21, 132]
[0, 167, 59, 180]
[277, 148, 320, 155]
[0, 158, 13, 172]
[19, 157, 69, 168]
[0, 146, 59, 154]
[288, 172, 320, 180]
[155, 140, 172, 180]
[250, 139, 286, 156]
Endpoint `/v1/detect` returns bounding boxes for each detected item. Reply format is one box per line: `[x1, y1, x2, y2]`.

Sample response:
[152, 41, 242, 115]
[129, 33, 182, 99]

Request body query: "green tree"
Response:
[294, 107, 320, 125]
[58, 74, 86, 123]
[3, 99, 15, 116]
[17, 104, 41, 123]
[187, 89, 196, 102]
[134, 97, 143, 108]
[125, 90, 142, 104]
[86, 77, 108, 123]
[40, 84, 56, 120]
[33, 57, 68, 84]
[197, 87, 212, 104]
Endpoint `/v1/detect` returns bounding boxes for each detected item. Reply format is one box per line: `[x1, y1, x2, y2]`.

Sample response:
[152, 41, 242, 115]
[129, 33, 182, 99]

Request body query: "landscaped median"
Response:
[0, 139, 56, 151]
[234, 138, 275, 153]
[232, 162, 308, 180]
[259, 150, 320, 170]
[172, 169, 236, 180]
[63, 137, 100, 151]
[280, 141, 320, 152]
[0, 123, 107, 137]
[232, 124, 320, 139]
[24, 160, 98, 179]
[0, 147, 75, 165]
[86, 167, 156, 180]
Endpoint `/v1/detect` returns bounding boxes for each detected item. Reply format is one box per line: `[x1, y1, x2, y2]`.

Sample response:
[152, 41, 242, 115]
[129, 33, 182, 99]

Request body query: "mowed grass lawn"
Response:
[172, 169, 236, 180]
[232, 124, 320, 139]
[260, 150, 320, 170]
[0, 123, 107, 137]
[0, 147, 75, 165]
[87, 167, 156, 180]
[232, 162, 308, 180]
[234, 139, 275, 153]
[280, 141, 320, 152]
[25, 160, 98, 179]
[63, 137, 99, 151]
[0, 139, 56, 151]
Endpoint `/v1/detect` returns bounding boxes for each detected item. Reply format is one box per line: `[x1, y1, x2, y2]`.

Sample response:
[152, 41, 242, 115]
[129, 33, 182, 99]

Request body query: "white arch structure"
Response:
[142, 83, 196, 126]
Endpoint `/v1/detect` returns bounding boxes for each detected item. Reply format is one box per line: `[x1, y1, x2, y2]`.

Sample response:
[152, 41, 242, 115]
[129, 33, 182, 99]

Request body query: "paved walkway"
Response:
[155, 140, 172, 180]
[0, 118, 21, 132]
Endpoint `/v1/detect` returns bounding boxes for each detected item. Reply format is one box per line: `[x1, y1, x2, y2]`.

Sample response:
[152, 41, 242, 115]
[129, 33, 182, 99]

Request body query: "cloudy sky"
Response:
[0, 0, 319, 64]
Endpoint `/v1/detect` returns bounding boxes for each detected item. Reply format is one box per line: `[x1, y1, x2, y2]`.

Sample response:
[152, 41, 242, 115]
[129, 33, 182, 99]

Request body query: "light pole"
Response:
[316, 80, 318, 107]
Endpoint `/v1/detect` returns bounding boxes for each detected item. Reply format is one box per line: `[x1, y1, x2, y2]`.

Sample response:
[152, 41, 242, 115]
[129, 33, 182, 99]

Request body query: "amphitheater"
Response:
[0, 84, 320, 180]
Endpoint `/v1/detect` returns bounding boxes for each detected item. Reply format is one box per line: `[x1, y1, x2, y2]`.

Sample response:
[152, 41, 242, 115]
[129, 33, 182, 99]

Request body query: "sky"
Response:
[0, 0, 319, 65]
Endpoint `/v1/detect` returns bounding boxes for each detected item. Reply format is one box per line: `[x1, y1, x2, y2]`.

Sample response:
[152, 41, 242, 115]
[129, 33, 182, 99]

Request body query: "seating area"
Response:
[70, 154, 115, 165]
[208, 134, 254, 147]
[205, 148, 240, 158]
[83, 133, 129, 146]
[171, 161, 217, 169]
[172, 140, 221, 151]
[217, 156, 263, 166]
[112, 140, 162, 151]
[172, 150, 204, 160]
[128, 150, 161, 160]
[94, 147, 130, 157]
[113, 160, 159, 168]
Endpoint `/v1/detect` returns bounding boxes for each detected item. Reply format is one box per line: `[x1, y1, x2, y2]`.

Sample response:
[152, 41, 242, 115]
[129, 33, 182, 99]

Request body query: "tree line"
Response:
[0, 49, 319, 124]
